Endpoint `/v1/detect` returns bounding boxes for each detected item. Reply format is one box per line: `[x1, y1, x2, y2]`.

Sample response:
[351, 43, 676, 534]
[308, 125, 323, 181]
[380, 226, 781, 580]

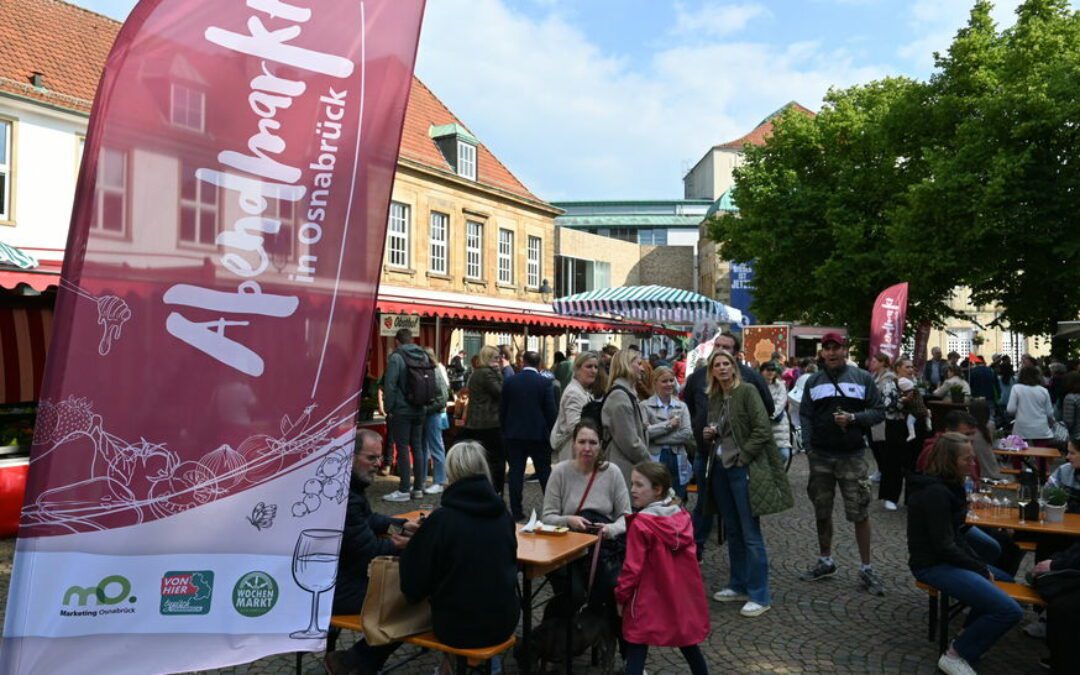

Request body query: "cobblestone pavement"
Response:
[0, 455, 1047, 673]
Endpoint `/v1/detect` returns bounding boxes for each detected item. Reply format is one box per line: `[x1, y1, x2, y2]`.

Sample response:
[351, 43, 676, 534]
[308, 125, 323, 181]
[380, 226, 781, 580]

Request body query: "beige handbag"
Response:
[359, 556, 432, 645]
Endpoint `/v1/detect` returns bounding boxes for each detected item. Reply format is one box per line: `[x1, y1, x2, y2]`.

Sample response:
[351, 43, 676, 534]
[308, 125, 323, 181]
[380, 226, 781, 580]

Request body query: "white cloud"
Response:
[670, 1, 771, 38]
[898, 0, 1024, 71]
[416, 0, 889, 200]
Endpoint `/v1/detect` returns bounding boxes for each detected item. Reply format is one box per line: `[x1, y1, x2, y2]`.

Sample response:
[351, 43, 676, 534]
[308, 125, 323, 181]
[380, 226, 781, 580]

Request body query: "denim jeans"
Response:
[388, 415, 426, 492]
[424, 412, 447, 485]
[912, 564, 1022, 665]
[712, 463, 770, 605]
[505, 439, 552, 518]
[964, 526, 1001, 566]
[657, 447, 688, 501]
[692, 454, 714, 558]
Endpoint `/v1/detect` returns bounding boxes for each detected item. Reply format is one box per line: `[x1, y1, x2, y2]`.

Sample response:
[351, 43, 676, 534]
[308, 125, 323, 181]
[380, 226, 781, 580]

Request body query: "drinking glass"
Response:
[291, 528, 343, 639]
[1038, 483, 1052, 524]
[1017, 486, 1032, 525]
[967, 489, 980, 521]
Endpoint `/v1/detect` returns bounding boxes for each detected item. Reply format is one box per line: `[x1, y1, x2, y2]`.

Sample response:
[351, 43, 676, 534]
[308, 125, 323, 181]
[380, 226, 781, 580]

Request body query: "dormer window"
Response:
[430, 124, 479, 181]
[170, 83, 205, 133]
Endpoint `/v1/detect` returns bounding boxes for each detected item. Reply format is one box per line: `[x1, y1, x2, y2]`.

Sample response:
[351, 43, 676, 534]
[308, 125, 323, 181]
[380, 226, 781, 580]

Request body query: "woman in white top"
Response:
[549, 351, 600, 462]
[543, 419, 630, 539]
[639, 367, 693, 499]
[933, 365, 972, 398]
[1007, 365, 1055, 443]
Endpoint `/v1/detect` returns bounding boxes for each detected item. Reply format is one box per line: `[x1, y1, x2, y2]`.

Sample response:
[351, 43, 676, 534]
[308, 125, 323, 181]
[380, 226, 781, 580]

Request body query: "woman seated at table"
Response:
[1047, 440, 1080, 511]
[400, 441, 518, 650]
[908, 432, 1023, 675]
[933, 365, 972, 399]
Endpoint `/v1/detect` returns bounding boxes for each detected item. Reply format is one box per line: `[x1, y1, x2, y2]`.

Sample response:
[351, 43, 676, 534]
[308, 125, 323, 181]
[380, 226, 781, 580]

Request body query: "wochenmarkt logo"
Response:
[160, 571, 214, 615]
[59, 574, 137, 618]
[232, 571, 278, 617]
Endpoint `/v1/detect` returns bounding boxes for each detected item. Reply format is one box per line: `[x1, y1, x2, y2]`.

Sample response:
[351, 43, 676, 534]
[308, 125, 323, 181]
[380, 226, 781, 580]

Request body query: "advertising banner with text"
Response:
[869, 282, 909, 361]
[1, 1, 425, 673]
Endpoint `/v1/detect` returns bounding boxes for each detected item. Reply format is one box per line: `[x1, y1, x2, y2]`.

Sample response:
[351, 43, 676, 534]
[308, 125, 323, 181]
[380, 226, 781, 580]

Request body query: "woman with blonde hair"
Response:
[639, 366, 693, 498]
[462, 345, 506, 494]
[700, 350, 791, 618]
[601, 349, 650, 486]
[550, 351, 601, 462]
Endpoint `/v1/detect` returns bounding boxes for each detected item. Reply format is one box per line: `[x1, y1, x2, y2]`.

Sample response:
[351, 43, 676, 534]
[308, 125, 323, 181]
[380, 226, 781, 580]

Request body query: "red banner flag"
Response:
[869, 282, 909, 361]
[2, 1, 425, 672]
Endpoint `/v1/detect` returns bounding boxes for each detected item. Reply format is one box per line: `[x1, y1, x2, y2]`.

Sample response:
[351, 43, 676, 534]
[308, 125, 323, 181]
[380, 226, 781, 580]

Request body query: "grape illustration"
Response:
[303, 479, 322, 496]
[303, 493, 321, 512]
[322, 479, 341, 499]
[292, 501, 308, 518]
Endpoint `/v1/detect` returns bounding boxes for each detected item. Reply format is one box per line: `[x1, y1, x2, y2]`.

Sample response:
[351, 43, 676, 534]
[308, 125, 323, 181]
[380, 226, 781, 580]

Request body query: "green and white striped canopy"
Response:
[0, 241, 38, 270]
[553, 285, 743, 324]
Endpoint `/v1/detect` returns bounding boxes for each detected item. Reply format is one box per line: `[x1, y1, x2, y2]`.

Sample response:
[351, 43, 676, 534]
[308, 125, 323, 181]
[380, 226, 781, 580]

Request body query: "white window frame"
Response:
[497, 229, 514, 285]
[429, 211, 448, 275]
[946, 328, 973, 357]
[386, 202, 410, 269]
[527, 235, 542, 289]
[0, 120, 11, 222]
[457, 141, 476, 181]
[466, 221, 483, 280]
[93, 147, 127, 235]
[179, 159, 218, 246]
[170, 83, 206, 133]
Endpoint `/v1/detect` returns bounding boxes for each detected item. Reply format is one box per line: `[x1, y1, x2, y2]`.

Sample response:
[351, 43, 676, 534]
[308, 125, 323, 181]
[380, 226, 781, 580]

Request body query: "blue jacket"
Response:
[499, 368, 556, 443]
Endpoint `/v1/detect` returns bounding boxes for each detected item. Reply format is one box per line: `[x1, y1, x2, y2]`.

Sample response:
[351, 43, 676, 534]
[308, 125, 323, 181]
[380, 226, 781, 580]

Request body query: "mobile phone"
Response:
[388, 523, 404, 536]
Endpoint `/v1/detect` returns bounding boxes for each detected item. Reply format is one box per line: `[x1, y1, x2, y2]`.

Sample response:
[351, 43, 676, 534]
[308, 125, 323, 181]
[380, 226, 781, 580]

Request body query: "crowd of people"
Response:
[326, 326, 1080, 674]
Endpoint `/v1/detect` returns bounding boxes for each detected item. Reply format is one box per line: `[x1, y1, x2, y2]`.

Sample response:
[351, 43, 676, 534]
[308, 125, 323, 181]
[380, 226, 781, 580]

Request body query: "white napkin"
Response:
[521, 510, 539, 533]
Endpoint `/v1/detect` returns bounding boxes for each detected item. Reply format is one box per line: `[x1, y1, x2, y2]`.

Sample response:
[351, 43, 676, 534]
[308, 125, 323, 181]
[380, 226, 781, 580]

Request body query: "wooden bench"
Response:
[318, 614, 516, 675]
[915, 579, 1044, 654]
[1016, 540, 1037, 553]
[1000, 467, 1021, 475]
[687, 483, 698, 494]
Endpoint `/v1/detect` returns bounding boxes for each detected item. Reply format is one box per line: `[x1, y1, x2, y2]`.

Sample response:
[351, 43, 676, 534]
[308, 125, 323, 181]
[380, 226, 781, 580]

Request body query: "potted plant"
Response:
[948, 384, 966, 404]
[1043, 485, 1069, 523]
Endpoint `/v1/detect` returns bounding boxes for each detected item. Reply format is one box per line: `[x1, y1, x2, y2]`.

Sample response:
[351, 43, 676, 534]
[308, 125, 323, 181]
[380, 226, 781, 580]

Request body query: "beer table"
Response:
[965, 510, 1080, 536]
[992, 445, 1061, 477]
[395, 510, 598, 675]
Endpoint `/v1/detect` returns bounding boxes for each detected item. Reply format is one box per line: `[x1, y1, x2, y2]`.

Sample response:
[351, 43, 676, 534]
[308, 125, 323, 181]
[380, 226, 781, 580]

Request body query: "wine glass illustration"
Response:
[291, 528, 343, 639]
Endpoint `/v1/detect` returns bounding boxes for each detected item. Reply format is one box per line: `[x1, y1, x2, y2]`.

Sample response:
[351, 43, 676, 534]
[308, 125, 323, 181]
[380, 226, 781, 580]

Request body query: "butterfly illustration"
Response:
[246, 501, 278, 531]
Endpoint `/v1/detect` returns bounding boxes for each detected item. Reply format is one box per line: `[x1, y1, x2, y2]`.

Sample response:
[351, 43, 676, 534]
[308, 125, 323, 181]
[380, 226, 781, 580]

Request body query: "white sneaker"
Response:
[937, 651, 976, 675]
[1023, 618, 1047, 638]
[884, 500, 898, 511]
[410, 489, 424, 499]
[870, 471, 882, 483]
[424, 484, 445, 495]
[382, 490, 411, 503]
[712, 588, 748, 603]
[739, 601, 770, 617]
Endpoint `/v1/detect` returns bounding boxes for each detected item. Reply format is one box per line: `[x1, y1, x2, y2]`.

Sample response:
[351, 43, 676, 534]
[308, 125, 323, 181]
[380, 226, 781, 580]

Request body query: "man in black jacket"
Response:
[500, 351, 557, 521]
[325, 429, 416, 675]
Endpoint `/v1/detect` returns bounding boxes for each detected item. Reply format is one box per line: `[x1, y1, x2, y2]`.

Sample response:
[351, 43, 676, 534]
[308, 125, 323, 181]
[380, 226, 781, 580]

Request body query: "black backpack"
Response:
[579, 384, 636, 446]
[400, 350, 437, 407]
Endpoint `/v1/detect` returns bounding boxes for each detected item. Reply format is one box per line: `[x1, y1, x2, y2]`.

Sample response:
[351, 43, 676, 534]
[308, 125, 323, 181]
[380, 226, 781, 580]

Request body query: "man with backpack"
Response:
[382, 328, 437, 502]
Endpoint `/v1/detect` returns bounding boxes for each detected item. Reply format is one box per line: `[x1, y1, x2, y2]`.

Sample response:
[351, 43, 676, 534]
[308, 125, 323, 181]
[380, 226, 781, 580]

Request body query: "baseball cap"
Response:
[821, 331, 847, 347]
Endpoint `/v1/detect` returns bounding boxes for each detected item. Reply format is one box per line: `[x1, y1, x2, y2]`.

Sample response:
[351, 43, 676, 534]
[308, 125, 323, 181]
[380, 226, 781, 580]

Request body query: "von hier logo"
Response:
[160, 571, 214, 616]
[63, 575, 135, 607]
[232, 571, 278, 617]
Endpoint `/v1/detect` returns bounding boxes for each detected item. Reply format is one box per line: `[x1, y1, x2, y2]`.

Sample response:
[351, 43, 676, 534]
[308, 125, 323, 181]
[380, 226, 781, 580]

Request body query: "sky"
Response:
[71, 0, 1064, 201]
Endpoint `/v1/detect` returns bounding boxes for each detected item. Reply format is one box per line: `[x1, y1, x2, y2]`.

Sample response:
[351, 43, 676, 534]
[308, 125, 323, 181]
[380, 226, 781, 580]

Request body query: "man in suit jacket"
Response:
[500, 350, 557, 520]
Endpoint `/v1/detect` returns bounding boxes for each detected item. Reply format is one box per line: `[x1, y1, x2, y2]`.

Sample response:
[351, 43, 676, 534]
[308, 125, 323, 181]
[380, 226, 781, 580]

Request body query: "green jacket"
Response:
[383, 343, 429, 420]
[464, 366, 502, 430]
[701, 383, 793, 518]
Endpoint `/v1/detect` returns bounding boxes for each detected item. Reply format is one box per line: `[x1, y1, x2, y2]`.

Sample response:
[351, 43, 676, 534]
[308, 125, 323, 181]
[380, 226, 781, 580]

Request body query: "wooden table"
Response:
[396, 510, 597, 675]
[993, 446, 1061, 477]
[966, 510, 1080, 535]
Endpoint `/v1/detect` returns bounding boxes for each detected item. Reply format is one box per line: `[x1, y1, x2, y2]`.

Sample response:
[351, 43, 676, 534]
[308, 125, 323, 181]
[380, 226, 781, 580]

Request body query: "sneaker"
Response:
[870, 471, 881, 483]
[410, 489, 424, 499]
[859, 568, 886, 596]
[937, 651, 976, 675]
[884, 500, 898, 511]
[423, 484, 445, 495]
[1023, 618, 1047, 638]
[739, 601, 771, 617]
[799, 559, 837, 582]
[382, 490, 411, 503]
[712, 588, 749, 603]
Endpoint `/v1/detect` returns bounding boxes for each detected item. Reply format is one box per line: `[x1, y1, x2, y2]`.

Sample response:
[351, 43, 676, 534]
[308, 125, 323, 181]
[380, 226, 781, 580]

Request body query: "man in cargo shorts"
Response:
[798, 332, 886, 595]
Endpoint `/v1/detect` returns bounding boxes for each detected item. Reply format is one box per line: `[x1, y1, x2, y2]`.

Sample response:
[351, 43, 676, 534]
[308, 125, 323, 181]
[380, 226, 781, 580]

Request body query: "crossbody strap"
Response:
[575, 468, 599, 515]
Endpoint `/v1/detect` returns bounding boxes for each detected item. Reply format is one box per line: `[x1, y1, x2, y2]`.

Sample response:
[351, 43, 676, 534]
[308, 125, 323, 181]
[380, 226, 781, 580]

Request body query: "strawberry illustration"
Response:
[35, 400, 58, 445]
[52, 397, 97, 442]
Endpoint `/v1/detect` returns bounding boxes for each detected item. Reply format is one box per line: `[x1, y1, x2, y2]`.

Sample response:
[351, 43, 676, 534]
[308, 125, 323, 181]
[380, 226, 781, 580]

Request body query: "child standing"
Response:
[615, 462, 710, 675]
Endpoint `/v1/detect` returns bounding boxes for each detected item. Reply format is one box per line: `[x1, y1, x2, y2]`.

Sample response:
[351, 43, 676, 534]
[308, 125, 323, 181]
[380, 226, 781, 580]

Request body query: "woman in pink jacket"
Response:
[615, 462, 710, 675]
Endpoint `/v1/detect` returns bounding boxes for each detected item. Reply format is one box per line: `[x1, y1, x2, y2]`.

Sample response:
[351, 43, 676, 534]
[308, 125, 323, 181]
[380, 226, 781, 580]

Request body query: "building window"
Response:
[429, 211, 448, 275]
[497, 229, 514, 284]
[170, 83, 205, 132]
[266, 198, 297, 266]
[93, 148, 127, 234]
[527, 236, 542, 289]
[557, 256, 610, 296]
[0, 120, 11, 221]
[179, 159, 218, 245]
[466, 220, 483, 279]
[946, 328, 973, 357]
[457, 141, 476, 181]
[386, 201, 410, 269]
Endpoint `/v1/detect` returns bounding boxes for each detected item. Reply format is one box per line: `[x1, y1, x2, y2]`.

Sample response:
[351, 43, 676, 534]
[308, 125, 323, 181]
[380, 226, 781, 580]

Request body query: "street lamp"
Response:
[539, 278, 553, 303]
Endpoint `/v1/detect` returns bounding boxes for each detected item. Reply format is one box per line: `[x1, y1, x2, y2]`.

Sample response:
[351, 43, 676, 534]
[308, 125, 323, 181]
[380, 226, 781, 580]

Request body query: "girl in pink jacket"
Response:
[615, 462, 710, 674]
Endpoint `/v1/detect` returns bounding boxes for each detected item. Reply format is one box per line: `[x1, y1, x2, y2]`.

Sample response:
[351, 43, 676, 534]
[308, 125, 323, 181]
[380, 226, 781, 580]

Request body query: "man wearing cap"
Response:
[798, 332, 887, 594]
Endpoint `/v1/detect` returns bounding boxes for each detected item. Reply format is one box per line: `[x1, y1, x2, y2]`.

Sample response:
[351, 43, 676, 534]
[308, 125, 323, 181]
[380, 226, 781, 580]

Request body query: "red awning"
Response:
[375, 299, 673, 336]
[0, 269, 61, 293]
[0, 304, 53, 404]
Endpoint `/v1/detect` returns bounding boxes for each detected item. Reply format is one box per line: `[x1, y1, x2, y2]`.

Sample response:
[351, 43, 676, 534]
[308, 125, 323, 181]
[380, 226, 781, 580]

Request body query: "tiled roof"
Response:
[400, 78, 538, 202]
[0, 0, 118, 114]
[0, 0, 542, 202]
[715, 101, 816, 151]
